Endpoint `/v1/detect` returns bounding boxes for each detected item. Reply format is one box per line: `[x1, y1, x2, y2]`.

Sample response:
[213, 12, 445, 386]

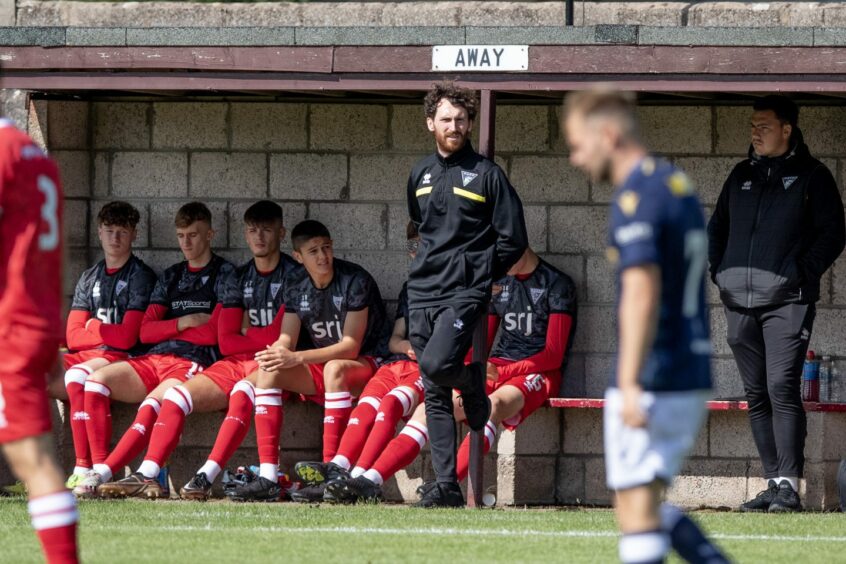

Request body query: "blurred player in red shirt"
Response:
[0, 117, 79, 563]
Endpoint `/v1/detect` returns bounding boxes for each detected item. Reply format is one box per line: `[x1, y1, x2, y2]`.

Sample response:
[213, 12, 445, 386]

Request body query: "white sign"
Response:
[432, 45, 528, 72]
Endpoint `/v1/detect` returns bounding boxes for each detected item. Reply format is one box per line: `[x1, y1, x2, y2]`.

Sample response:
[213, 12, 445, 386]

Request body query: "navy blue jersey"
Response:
[608, 157, 712, 392]
[147, 254, 234, 366]
[283, 258, 390, 359]
[490, 259, 577, 361]
[70, 254, 157, 354]
[222, 253, 301, 328]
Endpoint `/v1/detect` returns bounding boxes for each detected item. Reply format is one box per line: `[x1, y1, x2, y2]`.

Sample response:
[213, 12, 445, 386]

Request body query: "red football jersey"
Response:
[0, 118, 63, 342]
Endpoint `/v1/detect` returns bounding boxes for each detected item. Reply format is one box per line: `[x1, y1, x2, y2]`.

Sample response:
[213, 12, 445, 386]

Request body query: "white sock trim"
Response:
[28, 491, 78, 531]
[387, 386, 416, 416]
[231, 380, 256, 403]
[92, 464, 112, 482]
[259, 463, 278, 482]
[138, 460, 160, 479]
[778, 476, 799, 491]
[358, 396, 381, 410]
[163, 385, 193, 416]
[325, 391, 352, 410]
[84, 380, 110, 397]
[198, 461, 222, 482]
[362, 469, 383, 486]
[64, 366, 90, 387]
[255, 388, 283, 407]
[330, 455, 351, 471]
[140, 397, 161, 414]
[619, 531, 669, 564]
[399, 420, 429, 447]
[484, 421, 497, 446]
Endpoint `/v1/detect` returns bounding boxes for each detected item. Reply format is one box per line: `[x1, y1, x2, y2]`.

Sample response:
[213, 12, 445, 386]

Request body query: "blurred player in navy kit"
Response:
[406, 82, 528, 507]
[74, 202, 234, 498]
[232, 219, 390, 502]
[62, 201, 157, 490]
[0, 113, 79, 563]
[564, 90, 728, 564]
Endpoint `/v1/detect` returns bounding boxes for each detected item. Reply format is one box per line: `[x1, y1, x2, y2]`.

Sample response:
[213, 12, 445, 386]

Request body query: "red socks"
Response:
[208, 381, 256, 468]
[82, 380, 112, 465]
[102, 398, 161, 475]
[64, 366, 93, 469]
[456, 420, 497, 481]
[28, 491, 79, 564]
[371, 420, 428, 483]
[322, 391, 353, 463]
[333, 397, 379, 467]
[356, 393, 408, 472]
[143, 386, 192, 466]
[254, 388, 284, 467]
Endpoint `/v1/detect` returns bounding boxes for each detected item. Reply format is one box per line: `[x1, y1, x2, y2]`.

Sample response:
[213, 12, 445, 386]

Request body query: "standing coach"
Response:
[708, 95, 845, 513]
[406, 82, 528, 508]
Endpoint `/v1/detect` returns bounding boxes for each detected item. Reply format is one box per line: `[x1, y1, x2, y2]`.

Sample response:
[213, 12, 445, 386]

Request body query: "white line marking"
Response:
[98, 524, 846, 543]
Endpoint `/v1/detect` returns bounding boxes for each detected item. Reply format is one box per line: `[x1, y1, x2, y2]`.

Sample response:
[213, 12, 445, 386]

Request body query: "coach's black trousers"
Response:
[409, 301, 485, 483]
[725, 303, 816, 479]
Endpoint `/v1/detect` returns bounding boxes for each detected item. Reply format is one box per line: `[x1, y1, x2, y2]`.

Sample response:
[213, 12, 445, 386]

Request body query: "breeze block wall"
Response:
[17, 96, 846, 507]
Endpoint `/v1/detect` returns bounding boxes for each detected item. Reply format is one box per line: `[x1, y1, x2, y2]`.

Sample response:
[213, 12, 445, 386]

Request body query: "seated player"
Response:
[296, 222, 422, 497]
[98, 200, 299, 500]
[62, 201, 157, 490]
[330, 246, 577, 504]
[230, 219, 390, 502]
[73, 202, 234, 498]
[0, 116, 79, 563]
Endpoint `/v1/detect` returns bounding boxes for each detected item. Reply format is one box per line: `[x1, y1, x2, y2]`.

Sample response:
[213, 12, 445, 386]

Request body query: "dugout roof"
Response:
[3, 24, 846, 103]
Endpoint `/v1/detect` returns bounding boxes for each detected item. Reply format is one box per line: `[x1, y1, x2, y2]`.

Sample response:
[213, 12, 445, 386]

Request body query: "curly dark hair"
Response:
[423, 82, 478, 121]
[97, 201, 141, 229]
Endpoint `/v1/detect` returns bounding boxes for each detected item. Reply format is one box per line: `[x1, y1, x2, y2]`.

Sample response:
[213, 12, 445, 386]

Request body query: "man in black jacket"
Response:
[406, 82, 528, 507]
[708, 95, 845, 512]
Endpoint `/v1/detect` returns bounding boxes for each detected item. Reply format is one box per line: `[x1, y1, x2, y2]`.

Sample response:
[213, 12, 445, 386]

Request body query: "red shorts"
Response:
[63, 349, 128, 370]
[0, 329, 58, 443]
[203, 354, 258, 395]
[487, 367, 560, 431]
[302, 356, 379, 406]
[359, 360, 422, 401]
[125, 354, 204, 394]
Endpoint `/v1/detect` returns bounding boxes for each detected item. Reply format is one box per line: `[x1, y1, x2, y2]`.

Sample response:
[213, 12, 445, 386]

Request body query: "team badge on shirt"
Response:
[115, 280, 128, 295]
[529, 288, 545, 304]
[333, 295, 344, 310]
[783, 176, 798, 190]
[668, 172, 694, 197]
[461, 170, 478, 187]
[270, 283, 282, 299]
[617, 190, 640, 217]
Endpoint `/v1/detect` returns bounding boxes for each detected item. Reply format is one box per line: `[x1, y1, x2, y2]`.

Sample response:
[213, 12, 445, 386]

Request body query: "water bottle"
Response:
[156, 465, 170, 498]
[802, 350, 820, 402]
[820, 356, 833, 403]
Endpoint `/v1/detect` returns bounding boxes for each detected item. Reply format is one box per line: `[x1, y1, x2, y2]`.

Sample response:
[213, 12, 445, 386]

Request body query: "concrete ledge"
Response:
[2, 24, 846, 48]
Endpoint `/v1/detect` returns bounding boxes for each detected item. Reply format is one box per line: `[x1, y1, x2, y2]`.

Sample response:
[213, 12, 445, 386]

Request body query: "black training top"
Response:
[406, 141, 528, 309]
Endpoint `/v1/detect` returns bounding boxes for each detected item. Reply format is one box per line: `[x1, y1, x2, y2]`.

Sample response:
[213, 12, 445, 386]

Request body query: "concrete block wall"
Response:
[11, 95, 846, 507]
[33, 97, 846, 400]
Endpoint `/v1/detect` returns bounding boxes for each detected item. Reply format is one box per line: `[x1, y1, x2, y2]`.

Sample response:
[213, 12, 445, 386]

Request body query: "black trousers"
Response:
[725, 302, 816, 478]
[408, 301, 485, 483]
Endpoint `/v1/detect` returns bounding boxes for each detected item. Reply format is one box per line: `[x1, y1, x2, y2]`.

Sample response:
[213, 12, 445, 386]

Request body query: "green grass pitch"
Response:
[2, 498, 845, 563]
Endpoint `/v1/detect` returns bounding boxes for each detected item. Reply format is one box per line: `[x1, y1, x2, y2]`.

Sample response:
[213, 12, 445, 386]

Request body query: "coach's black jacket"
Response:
[406, 142, 528, 308]
[708, 128, 846, 309]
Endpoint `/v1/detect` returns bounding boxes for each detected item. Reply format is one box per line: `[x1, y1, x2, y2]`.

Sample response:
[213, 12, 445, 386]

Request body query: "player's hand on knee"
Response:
[256, 345, 299, 371]
[621, 385, 647, 428]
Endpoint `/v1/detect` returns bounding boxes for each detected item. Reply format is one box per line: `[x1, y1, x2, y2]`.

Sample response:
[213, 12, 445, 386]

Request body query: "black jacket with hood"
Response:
[406, 141, 528, 309]
[708, 128, 846, 309]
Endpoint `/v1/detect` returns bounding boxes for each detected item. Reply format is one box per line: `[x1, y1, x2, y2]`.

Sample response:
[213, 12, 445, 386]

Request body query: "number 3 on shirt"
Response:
[37, 175, 59, 252]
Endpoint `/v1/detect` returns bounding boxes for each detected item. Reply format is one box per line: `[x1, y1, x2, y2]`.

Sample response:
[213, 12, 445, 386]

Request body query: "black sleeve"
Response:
[221, 267, 243, 308]
[486, 166, 529, 280]
[148, 269, 173, 307]
[70, 270, 93, 311]
[800, 164, 846, 282]
[126, 266, 157, 311]
[406, 171, 422, 230]
[548, 274, 577, 315]
[707, 173, 733, 284]
[396, 283, 409, 324]
[348, 271, 374, 312]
